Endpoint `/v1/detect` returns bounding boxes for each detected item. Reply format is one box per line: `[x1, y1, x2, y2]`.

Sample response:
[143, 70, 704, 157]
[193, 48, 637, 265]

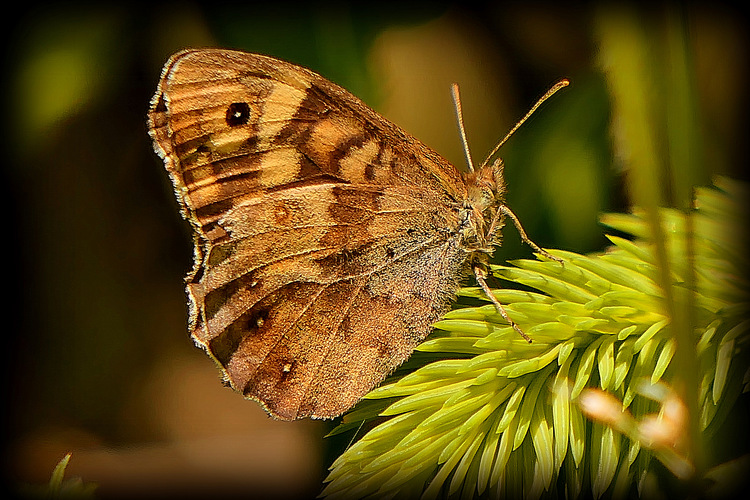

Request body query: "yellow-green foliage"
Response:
[322, 177, 748, 499]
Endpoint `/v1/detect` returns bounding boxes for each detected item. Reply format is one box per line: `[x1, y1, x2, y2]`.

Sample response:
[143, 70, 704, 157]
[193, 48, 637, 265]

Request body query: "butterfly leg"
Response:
[499, 204, 564, 265]
[473, 265, 532, 343]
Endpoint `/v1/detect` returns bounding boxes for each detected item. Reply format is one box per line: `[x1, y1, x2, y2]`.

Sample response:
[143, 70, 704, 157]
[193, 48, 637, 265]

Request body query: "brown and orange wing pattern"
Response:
[148, 49, 471, 419]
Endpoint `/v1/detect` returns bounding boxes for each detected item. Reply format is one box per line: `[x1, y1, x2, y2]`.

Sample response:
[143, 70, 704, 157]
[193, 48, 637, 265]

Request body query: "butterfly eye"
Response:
[226, 102, 251, 126]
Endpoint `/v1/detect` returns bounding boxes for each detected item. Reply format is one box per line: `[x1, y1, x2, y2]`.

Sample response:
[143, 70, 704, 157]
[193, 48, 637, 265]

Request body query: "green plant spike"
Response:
[321, 177, 748, 499]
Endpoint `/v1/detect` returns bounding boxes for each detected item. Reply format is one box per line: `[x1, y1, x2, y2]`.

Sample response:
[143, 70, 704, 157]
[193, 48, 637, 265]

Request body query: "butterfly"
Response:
[148, 49, 566, 420]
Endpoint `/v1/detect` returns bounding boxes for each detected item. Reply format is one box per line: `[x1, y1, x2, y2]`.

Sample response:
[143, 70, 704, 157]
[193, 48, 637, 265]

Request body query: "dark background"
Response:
[3, 2, 747, 498]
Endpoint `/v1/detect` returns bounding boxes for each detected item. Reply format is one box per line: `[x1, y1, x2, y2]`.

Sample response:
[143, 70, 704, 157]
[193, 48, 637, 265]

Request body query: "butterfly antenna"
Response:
[479, 79, 569, 170]
[451, 83, 475, 172]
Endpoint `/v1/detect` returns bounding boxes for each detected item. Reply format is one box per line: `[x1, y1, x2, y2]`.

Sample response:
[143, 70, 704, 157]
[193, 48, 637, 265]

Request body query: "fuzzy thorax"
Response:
[459, 160, 507, 255]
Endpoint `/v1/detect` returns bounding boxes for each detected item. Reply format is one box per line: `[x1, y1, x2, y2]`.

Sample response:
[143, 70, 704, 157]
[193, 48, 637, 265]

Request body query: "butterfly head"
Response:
[460, 159, 507, 254]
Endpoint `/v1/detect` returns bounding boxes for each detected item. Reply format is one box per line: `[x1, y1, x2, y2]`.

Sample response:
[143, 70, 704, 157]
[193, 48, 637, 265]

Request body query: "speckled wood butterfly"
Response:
[148, 49, 566, 420]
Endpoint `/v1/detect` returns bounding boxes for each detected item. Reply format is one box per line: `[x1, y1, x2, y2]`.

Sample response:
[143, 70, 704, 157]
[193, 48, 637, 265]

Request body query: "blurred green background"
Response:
[3, 2, 746, 498]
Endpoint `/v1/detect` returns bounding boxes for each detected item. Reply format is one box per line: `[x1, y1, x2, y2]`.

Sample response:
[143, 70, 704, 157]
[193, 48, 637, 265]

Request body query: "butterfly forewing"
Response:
[149, 49, 474, 419]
